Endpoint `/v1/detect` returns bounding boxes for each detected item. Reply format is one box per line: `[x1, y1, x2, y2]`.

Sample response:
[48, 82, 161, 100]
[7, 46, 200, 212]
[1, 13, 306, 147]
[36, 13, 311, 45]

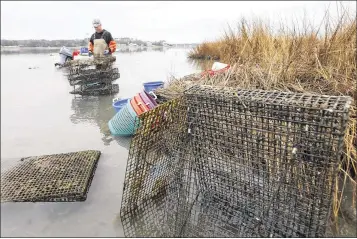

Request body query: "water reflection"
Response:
[116, 46, 168, 54]
[1, 48, 65, 55]
[70, 95, 131, 149]
[187, 58, 213, 70]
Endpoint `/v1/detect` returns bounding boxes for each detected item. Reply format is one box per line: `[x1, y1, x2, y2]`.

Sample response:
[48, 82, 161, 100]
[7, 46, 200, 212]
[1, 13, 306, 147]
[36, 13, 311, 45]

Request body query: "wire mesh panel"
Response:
[120, 85, 352, 237]
[120, 98, 189, 237]
[1, 150, 101, 202]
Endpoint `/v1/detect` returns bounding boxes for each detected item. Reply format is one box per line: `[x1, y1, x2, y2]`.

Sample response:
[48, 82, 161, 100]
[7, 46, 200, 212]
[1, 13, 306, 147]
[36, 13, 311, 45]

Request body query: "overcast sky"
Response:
[1, 1, 355, 43]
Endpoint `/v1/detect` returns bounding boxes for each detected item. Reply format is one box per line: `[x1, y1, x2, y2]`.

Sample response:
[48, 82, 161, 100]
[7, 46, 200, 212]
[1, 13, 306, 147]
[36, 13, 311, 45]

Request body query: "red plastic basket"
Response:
[201, 65, 231, 77]
[130, 94, 150, 116]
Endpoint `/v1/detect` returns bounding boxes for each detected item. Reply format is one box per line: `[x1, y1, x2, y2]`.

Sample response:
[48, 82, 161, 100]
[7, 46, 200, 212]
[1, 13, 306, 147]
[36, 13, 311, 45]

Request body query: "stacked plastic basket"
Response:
[108, 81, 163, 136]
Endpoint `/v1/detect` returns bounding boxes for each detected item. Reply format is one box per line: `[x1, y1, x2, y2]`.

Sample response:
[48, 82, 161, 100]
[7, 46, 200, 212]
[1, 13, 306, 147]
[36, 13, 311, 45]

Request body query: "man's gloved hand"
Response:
[104, 50, 110, 55]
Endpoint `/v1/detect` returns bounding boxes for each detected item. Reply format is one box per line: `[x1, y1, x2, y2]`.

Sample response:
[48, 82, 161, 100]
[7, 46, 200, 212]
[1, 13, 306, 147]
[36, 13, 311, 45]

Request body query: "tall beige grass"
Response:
[188, 6, 356, 97]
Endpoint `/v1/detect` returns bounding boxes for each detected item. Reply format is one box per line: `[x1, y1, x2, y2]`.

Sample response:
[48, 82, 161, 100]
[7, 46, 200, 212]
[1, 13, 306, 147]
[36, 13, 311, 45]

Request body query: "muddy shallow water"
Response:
[0, 48, 200, 237]
[1, 48, 355, 237]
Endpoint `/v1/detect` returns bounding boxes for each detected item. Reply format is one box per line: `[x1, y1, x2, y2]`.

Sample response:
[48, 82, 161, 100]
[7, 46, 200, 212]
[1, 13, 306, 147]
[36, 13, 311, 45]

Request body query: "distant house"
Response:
[116, 37, 132, 44]
[113, 37, 175, 48]
[162, 41, 173, 47]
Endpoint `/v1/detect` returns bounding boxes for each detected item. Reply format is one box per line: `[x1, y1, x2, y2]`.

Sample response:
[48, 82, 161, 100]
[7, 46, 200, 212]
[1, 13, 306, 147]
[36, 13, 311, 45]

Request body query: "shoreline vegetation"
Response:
[0, 45, 193, 56]
[0, 38, 153, 47]
[0, 44, 195, 54]
[157, 6, 356, 236]
[0, 38, 197, 51]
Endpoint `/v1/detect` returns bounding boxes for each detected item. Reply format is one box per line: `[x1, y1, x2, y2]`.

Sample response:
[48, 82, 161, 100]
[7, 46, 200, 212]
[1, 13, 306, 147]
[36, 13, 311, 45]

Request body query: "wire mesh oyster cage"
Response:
[1, 150, 101, 202]
[120, 85, 352, 237]
[70, 83, 119, 96]
[68, 68, 120, 86]
[66, 55, 119, 96]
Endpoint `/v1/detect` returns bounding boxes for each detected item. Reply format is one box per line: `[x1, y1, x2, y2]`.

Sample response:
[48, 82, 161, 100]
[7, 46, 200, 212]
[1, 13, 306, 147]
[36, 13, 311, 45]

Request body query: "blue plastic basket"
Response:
[108, 101, 139, 136]
[113, 98, 130, 113]
[143, 81, 164, 92]
[80, 47, 89, 54]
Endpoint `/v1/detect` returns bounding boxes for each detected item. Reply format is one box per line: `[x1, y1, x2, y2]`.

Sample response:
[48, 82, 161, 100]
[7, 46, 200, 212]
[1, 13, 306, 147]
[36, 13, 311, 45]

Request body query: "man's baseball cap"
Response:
[92, 19, 101, 27]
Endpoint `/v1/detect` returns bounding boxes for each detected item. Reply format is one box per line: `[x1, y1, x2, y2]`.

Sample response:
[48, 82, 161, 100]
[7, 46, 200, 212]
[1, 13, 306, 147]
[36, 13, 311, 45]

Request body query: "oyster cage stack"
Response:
[120, 85, 352, 238]
[67, 56, 119, 96]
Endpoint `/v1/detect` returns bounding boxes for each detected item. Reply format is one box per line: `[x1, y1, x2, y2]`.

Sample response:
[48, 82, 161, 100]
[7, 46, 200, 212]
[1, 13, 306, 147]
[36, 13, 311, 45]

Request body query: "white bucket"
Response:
[73, 55, 91, 61]
[212, 62, 229, 71]
[59, 53, 68, 64]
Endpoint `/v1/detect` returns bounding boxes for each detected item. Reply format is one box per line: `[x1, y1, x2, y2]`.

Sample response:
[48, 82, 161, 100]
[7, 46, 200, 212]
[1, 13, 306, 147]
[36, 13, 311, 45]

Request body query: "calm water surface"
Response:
[1, 48, 200, 237]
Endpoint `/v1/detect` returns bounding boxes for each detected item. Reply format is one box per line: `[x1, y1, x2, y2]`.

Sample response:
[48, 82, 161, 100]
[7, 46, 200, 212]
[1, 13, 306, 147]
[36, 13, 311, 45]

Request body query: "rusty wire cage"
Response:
[66, 56, 119, 96]
[68, 68, 119, 86]
[69, 83, 119, 96]
[120, 85, 352, 237]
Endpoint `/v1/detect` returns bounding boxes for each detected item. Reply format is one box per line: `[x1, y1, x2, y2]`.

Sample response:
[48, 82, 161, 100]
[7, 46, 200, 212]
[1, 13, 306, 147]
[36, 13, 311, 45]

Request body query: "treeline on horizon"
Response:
[1, 39, 88, 47]
[1, 38, 175, 47]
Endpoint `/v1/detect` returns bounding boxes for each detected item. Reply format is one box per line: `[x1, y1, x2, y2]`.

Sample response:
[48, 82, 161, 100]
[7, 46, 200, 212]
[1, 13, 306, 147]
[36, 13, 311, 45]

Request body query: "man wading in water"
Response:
[88, 19, 117, 55]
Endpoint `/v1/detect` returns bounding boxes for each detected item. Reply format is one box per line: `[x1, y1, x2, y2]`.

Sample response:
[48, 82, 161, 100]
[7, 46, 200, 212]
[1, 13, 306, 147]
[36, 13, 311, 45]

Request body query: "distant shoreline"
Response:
[1, 44, 196, 54]
[1, 46, 79, 48]
[1, 46, 80, 52]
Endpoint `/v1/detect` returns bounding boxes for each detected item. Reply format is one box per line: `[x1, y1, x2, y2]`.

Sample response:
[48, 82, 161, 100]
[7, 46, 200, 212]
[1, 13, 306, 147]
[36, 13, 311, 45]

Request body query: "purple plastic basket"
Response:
[143, 81, 164, 92]
[113, 98, 130, 113]
[139, 91, 157, 110]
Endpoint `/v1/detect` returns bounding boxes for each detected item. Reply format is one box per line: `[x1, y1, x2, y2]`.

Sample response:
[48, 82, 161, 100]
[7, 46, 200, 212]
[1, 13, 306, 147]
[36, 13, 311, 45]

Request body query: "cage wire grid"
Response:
[1, 150, 101, 202]
[120, 85, 352, 238]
